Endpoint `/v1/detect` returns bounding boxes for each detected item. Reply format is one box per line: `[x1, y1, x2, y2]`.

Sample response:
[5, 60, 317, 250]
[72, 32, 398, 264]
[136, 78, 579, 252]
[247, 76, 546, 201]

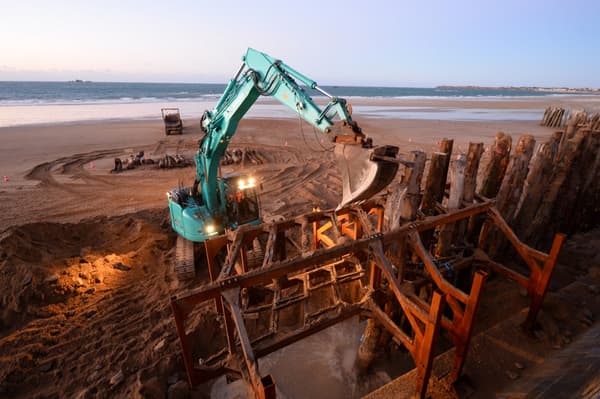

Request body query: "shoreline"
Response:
[2, 95, 600, 128]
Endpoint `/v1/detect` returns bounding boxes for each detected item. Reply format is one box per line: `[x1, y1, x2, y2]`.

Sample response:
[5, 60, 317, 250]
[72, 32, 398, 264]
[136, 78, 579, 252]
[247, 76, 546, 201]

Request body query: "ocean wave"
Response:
[0, 95, 222, 107]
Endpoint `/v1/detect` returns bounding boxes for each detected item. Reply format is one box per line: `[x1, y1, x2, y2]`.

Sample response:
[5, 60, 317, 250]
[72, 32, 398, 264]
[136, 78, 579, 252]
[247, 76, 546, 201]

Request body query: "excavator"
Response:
[167, 48, 399, 278]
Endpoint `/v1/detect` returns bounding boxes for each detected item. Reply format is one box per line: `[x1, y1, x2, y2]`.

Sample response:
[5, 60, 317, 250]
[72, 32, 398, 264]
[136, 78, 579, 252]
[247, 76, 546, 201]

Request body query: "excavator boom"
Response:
[200, 48, 398, 210]
[168, 48, 399, 249]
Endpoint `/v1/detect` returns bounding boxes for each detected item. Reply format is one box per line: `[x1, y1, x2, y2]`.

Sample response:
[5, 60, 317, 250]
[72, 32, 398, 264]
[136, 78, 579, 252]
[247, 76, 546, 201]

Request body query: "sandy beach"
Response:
[1, 96, 600, 399]
[0, 96, 578, 229]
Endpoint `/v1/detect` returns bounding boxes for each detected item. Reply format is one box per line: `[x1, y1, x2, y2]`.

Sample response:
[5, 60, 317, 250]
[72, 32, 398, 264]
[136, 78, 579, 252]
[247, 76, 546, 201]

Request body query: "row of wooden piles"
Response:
[384, 118, 599, 258]
[541, 106, 600, 130]
[358, 116, 600, 387]
[220, 148, 267, 166]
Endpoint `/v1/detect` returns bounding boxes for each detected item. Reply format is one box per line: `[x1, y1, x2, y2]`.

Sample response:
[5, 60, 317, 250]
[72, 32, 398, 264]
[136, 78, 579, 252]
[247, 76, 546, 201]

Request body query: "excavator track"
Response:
[175, 235, 195, 280]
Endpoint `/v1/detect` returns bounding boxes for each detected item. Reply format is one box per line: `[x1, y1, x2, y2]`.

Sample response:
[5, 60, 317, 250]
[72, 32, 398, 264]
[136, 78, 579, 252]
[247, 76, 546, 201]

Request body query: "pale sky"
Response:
[1, 0, 599, 87]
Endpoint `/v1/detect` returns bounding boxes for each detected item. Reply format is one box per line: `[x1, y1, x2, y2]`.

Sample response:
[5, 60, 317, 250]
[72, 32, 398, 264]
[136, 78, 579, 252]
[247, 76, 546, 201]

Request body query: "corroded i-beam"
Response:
[170, 200, 563, 399]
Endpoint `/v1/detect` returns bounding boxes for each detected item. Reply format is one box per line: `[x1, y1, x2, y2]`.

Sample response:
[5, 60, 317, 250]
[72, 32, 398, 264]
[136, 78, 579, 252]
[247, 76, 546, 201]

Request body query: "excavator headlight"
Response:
[238, 177, 256, 190]
[205, 224, 216, 234]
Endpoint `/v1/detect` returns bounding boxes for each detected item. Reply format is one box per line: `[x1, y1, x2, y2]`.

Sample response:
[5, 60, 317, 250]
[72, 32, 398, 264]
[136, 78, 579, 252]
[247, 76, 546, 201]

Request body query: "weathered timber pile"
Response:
[541, 107, 565, 127]
[474, 125, 599, 250]
[384, 125, 599, 255]
[110, 147, 268, 173]
[220, 148, 267, 166]
[541, 106, 600, 130]
[514, 126, 600, 247]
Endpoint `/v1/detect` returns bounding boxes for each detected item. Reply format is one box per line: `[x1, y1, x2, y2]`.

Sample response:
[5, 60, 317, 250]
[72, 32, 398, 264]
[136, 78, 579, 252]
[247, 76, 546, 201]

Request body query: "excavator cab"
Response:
[224, 174, 261, 228]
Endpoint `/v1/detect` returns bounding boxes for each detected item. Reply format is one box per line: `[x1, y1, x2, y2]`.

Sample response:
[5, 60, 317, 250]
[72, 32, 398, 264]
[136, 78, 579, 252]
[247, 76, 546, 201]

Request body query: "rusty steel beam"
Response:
[398, 246, 488, 385]
[174, 202, 493, 305]
[171, 202, 493, 397]
[448, 269, 487, 383]
[483, 207, 565, 330]
[222, 288, 275, 399]
[367, 242, 446, 398]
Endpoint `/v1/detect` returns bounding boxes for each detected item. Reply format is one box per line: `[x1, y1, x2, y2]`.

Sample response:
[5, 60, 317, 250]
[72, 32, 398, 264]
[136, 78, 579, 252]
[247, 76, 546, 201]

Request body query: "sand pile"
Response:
[0, 210, 198, 399]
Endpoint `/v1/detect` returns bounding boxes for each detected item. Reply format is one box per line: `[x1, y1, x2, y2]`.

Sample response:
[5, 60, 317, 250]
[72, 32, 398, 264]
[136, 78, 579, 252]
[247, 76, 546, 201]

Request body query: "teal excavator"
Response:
[167, 48, 399, 278]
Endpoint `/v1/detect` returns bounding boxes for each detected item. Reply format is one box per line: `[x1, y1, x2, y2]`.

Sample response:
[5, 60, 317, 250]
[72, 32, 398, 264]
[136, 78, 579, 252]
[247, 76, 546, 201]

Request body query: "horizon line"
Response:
[1, 80, 599, 91]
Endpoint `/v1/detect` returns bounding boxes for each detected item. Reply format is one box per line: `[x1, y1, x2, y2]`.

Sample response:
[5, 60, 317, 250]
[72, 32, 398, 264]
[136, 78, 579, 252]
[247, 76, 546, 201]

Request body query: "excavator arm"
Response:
[197, 47, 398, 211]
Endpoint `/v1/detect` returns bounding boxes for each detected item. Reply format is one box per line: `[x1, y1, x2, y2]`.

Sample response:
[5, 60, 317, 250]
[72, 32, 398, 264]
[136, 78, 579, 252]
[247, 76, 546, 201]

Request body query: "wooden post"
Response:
[438, 138, 454, 199]
[488, 135, 536, 256]
[447, 155, 467, 212]
[401, 151, 427, 221]
[397, 150, 426, 279]
[468, 133, 512, 243]
[555, 128, 598, 234]
[570, 130, 600, 232]
[422, 152, 449, 215]
[540, 107, 549, 126]
[496, 135, 536, 224]
[463, 143, 484, 205]
[479, 132, 512, 198]
[514, 131, 562, 238]
[525, 129, 587, 248]
[421, 152, 450, 250]
[457, 143, 484, 242]
[355, 317, 383, 371]
[436, 154, 466, 257]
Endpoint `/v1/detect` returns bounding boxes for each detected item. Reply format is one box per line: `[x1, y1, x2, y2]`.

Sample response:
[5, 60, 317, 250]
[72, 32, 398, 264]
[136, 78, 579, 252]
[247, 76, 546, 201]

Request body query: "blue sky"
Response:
[1, 0, 599, 87]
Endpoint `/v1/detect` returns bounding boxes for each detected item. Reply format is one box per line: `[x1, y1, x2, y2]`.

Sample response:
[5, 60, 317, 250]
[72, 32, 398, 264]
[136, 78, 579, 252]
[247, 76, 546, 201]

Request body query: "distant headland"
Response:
[436, 85, 600, 94]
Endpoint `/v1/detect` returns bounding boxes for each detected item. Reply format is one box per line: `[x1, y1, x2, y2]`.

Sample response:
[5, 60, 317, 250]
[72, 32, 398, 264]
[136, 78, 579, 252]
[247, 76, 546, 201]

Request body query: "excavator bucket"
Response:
[335, 144, 399, 209]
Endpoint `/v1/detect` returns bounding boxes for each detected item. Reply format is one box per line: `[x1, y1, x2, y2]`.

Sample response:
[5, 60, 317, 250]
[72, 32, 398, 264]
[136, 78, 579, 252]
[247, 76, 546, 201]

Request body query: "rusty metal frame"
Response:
[478, 207, 565, 330]
[170, 200, 563, 399]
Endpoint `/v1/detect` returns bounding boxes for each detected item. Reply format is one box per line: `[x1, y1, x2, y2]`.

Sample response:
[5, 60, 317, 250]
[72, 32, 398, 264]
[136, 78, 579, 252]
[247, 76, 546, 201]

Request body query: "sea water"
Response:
[0, 81, 572, 127]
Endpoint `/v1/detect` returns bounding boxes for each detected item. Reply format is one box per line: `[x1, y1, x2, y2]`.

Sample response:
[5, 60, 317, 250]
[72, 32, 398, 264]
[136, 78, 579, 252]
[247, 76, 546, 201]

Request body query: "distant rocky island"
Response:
[69, 79, 92, 83]
[436, 85, 600, 94]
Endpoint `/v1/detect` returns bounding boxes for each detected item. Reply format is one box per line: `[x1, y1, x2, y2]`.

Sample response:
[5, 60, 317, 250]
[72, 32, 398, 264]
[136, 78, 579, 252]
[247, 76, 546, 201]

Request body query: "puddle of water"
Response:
[211, 317, 393, 399]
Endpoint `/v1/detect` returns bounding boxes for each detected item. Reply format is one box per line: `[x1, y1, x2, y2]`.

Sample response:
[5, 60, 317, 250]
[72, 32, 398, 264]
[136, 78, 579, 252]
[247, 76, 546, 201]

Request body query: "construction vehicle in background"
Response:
[161, 107, 183, 135]
[167, 48, 399, 279]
